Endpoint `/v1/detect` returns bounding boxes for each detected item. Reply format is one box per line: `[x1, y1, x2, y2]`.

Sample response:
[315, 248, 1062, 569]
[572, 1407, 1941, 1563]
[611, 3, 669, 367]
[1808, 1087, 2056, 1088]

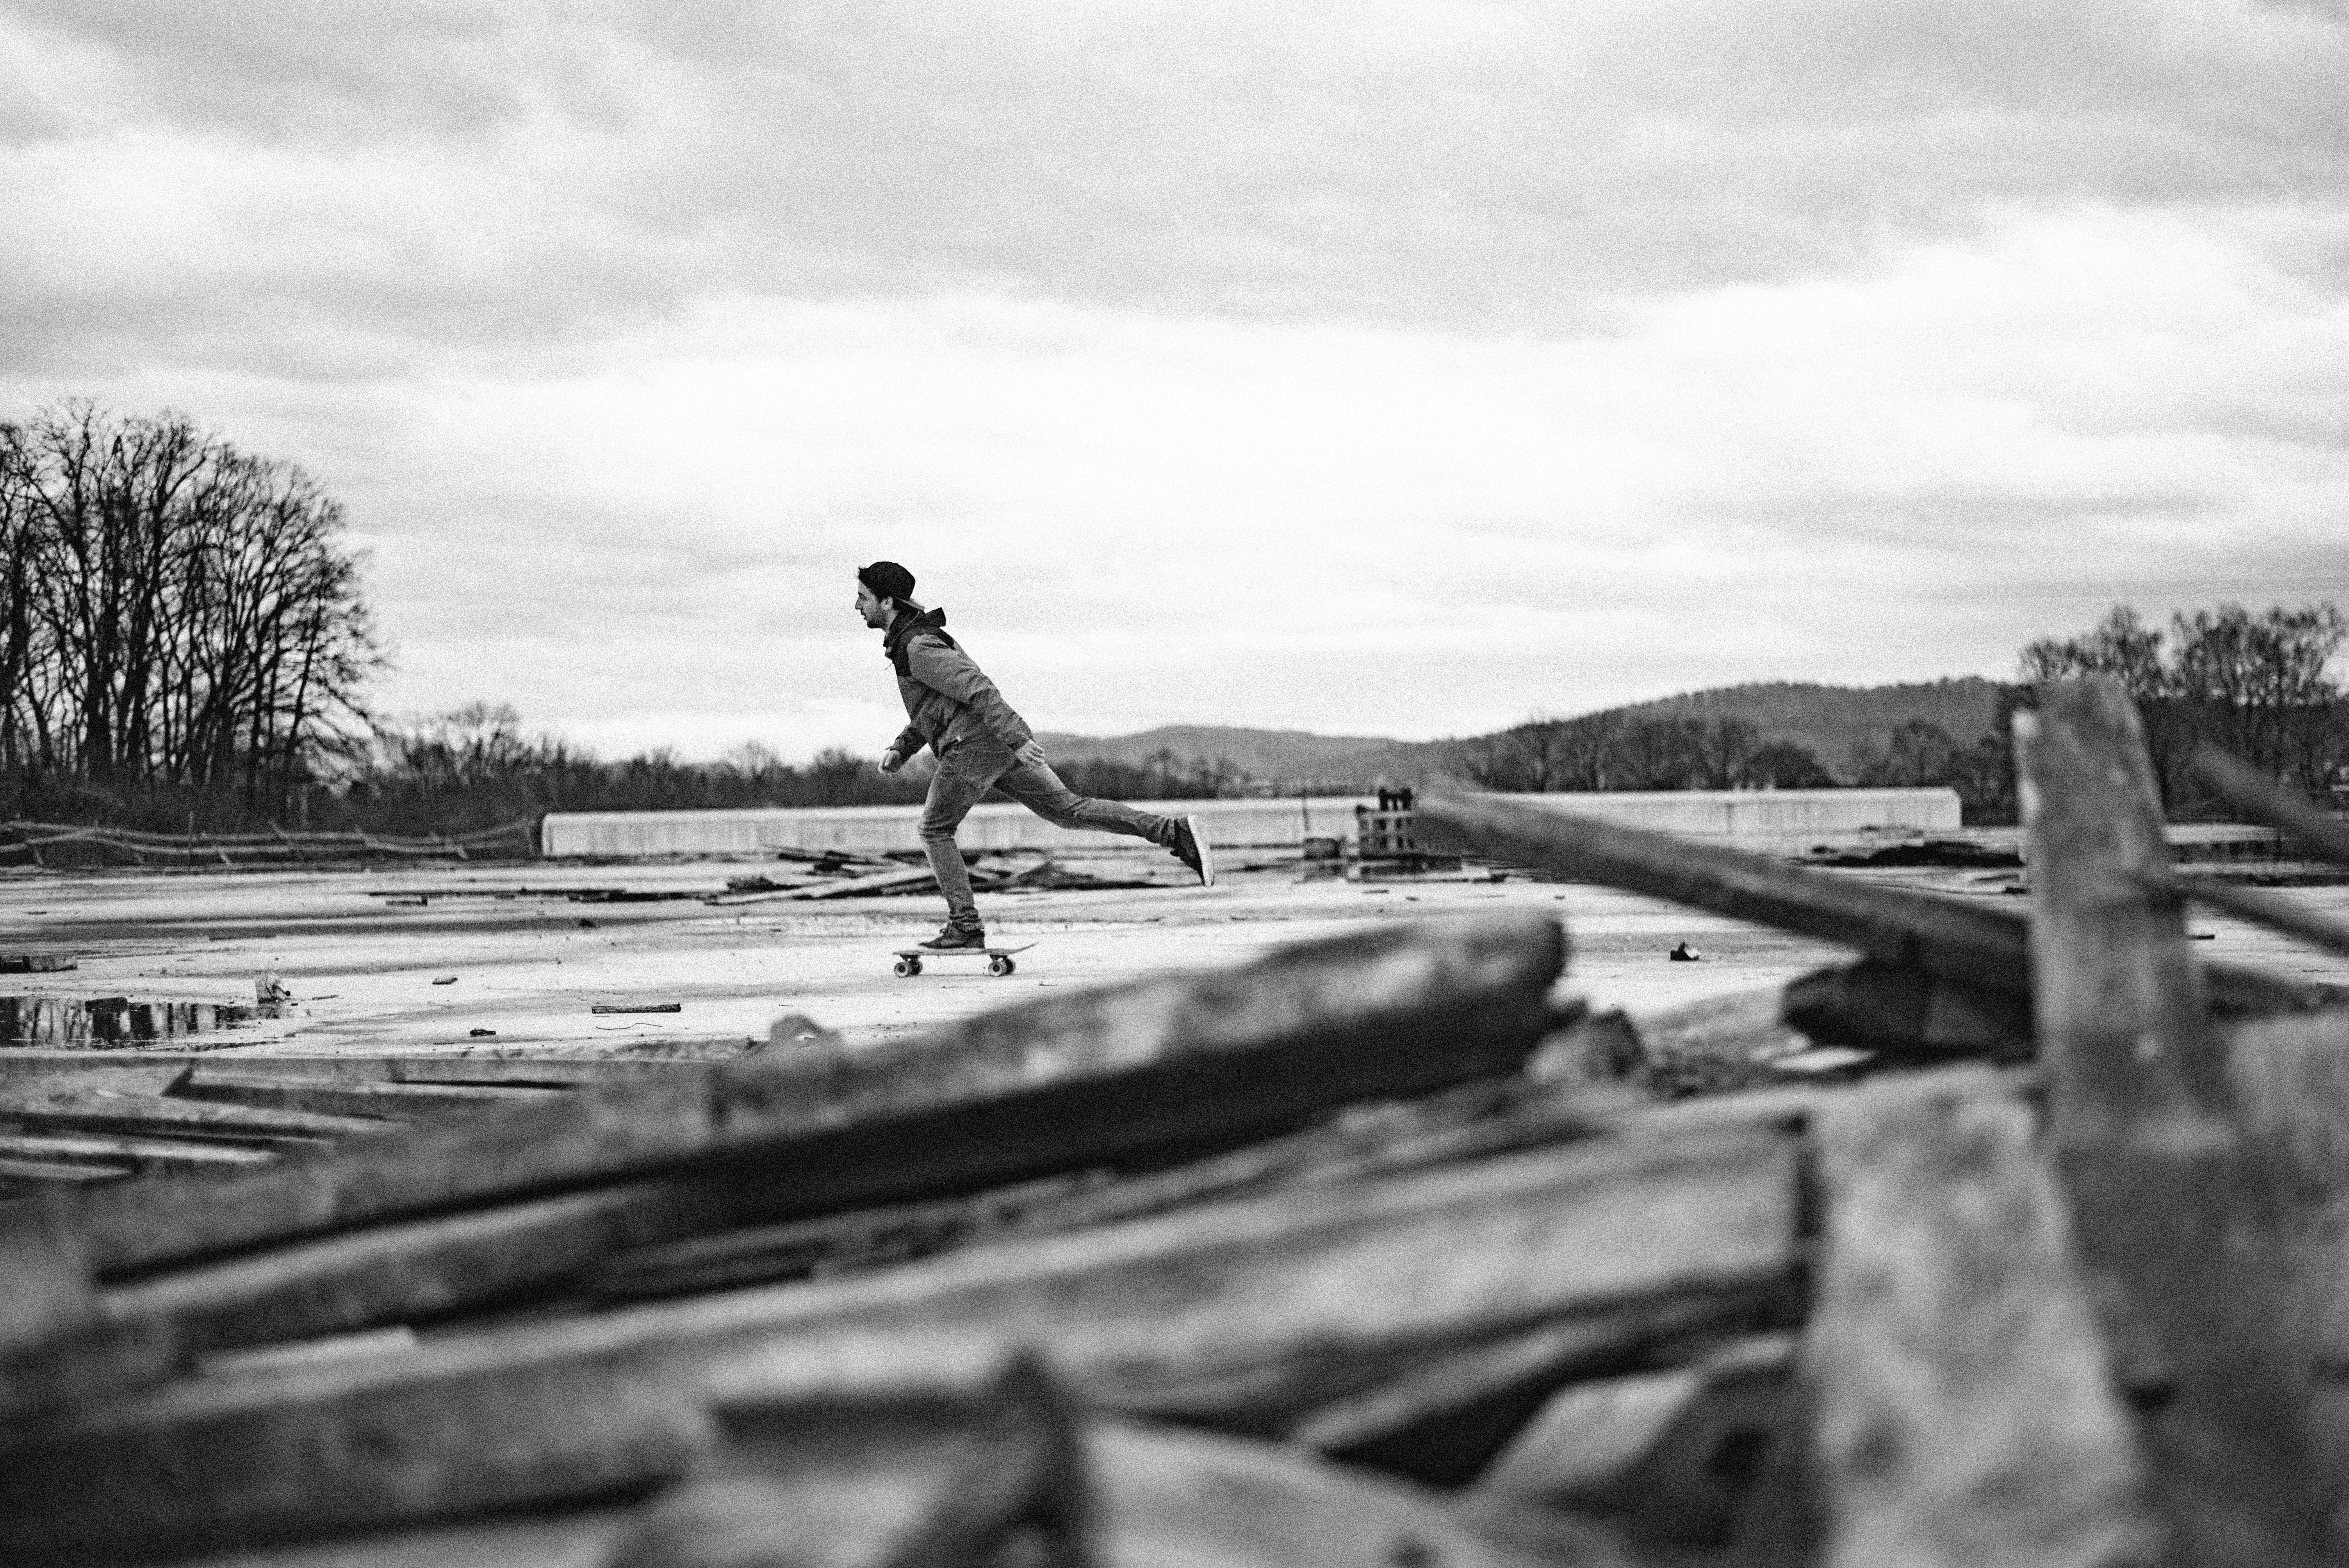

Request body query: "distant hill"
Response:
[1039, 677, 2011, 789]
[1032, 725, 1402, 781]
[1601, 679, 2007, 776]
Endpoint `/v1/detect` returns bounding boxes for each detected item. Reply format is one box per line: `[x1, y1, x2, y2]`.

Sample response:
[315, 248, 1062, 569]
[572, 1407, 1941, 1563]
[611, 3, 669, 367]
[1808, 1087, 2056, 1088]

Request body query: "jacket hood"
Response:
[883, 604, 948, 662]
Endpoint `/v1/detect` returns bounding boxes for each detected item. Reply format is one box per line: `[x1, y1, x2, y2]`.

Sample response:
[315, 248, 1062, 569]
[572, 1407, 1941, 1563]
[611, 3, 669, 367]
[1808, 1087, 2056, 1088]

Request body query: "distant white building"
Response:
[540, 788, 1963, 858]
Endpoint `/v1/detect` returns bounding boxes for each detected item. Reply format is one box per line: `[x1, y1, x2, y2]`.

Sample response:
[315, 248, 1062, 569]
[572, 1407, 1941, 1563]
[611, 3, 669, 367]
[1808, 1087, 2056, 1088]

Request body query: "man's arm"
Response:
[905, 637, 1034, 751]
[879, 722, 925, 773]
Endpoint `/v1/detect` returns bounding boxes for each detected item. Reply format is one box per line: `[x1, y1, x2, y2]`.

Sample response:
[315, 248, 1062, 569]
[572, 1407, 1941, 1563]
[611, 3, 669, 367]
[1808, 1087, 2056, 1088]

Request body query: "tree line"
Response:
[330, 706, 1236, 840]
[2, 402, 374, 823]
[1451, 602, 2345, 824]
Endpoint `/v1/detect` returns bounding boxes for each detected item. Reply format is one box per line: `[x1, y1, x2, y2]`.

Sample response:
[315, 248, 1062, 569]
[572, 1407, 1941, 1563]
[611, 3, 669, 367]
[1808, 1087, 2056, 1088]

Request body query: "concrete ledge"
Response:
[540, 788, 1964, 858]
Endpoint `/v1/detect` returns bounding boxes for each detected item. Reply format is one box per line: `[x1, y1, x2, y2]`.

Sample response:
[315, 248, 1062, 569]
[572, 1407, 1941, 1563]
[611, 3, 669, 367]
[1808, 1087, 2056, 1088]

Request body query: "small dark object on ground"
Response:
[1811, 840, 2025, 870]
[576, 919, 597, 929]
[469, 1028, 497, 1037]
[591, 1003, 682, 1015]
[1669, 943, 1702, 962]
[1303, 836, 1342, 861]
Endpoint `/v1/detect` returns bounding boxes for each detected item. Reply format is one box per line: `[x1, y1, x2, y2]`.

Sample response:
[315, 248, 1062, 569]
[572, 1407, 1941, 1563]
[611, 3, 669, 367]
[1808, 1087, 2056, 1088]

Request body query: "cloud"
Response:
[4, 4, 2349, 757]
[9, 0, 2349, 375]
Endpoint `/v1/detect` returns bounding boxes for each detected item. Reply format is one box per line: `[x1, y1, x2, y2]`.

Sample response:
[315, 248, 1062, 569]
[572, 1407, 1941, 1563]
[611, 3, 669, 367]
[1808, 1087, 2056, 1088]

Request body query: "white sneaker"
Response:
[1173, 816, 1215, 886]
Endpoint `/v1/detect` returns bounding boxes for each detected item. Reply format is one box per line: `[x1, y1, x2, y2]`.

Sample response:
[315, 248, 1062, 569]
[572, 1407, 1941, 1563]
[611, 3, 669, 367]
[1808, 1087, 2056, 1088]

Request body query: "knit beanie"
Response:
[857, 561, 916, 602]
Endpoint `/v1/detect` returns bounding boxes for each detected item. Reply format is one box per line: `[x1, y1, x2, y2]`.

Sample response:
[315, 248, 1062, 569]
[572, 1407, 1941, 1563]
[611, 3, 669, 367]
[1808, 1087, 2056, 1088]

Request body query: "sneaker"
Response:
[1170, 815, 1215, 886]
[918, 923, 987, 951]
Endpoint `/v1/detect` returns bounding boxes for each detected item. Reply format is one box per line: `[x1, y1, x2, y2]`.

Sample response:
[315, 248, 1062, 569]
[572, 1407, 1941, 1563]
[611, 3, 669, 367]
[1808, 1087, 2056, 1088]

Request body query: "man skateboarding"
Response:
[856, 561, 1213, 951]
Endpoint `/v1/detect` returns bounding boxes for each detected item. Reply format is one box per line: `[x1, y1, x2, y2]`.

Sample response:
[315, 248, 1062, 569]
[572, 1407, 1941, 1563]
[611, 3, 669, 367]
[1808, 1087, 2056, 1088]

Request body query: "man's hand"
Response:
[878, 746, 905, 776]
[1014, 739, 1047, 770]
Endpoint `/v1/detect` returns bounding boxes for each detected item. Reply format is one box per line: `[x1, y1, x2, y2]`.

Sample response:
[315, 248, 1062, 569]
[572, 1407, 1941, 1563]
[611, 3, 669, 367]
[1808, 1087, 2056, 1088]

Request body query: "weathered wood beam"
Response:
[169, 1072, 566, 1119]
[1781, 959, 2035, 1062]
[1287, 1297, 1784, 1490]
[0, 1049, 698, 1084]
[2191, 749, 2349, 866]
[1417, 792, 2342, 1021]
[1418, 791, 2034, 992]
[69, 913, 1566, 1277]
[2019, 679, 2333, 1564]
[0, 1081, 397, 1142]
[2172, 873, 2349, 960]
[0, 1198, 176, 1425]
[0, 1128, 1797, 1559]
[605, 1356, 1093, 1568]
[1463, 1333, 1795, 1551]
[592, 1072, 1610, 1307]
[1803, 1075, 2152, 1568]
[0, 1130, 281, 1172]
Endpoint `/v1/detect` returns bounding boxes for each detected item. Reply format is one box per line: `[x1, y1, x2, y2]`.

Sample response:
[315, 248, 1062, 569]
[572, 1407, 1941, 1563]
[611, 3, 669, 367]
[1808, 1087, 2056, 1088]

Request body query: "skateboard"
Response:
[891, 942, 1036, 978]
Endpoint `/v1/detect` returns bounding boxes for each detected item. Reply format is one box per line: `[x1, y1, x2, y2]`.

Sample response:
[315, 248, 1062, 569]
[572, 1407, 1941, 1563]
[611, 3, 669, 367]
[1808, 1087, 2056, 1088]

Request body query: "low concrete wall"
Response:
[540, 787, 1963, 858]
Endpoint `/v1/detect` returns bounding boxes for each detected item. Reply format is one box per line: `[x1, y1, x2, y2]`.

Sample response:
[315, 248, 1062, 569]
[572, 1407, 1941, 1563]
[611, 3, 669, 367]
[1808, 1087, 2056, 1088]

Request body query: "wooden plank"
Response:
[66, 912, 1566, 1276]
[0, 1154, 132, 1184]
[1, 1129, 1798, 1558]
[1802, 1074, 2152, 1568]
[1091, 1418, 1576, 1568]
[1418, 791, 2343, 1020]
[103, 1066, 1606, 1360]
[0, 1131, 281, 1171]
[1418, 791, 2035, 994]
[0, 1081, 398, 1142]
[0, 1050, 692, 1085]
[2174, 872, 2349, 959]
[707, 864, 939, 903]
[592, 1071, 1612, 1306]
[1286, 1300, 1784, 1490]
[2192, 748, 2349, 864]
[171, 1072, 567, 1119]
[1780, 959, 2035, 1061]
[1464, 1334, 1795, 1550]
[155, 1414, 1586, 1568]
[0, 1197, 177, 1423]
[604, 1356, 1092, 1568]
[2212, 1006, 2349, 1526]
[2018, 679, 2333, 1564]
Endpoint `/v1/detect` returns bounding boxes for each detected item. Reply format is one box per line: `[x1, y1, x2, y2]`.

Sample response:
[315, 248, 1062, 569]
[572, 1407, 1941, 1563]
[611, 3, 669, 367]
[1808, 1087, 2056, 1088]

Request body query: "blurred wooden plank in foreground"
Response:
[2020, 679, 2333, 1565]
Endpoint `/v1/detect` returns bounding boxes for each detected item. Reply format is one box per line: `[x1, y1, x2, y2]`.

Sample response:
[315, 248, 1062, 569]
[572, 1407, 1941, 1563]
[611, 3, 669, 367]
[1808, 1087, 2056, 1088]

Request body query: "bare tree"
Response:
[0, 402, 380, 817]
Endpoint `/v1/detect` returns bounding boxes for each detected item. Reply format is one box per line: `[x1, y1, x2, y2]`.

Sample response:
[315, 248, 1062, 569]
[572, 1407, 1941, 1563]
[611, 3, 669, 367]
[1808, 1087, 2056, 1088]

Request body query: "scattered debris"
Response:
[254, 973, 293, 1007]
[590, 1002, 683, 1015]
[1809, 839, 2024, 869]
[1668, 942, 1702, 962]
[468, 1028, 497, 1038]
[430, 976, 457, 986]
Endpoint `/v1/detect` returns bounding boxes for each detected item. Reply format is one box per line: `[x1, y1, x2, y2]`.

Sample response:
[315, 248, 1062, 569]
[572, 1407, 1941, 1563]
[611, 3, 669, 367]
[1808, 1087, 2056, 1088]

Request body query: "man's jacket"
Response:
[883, 606, 1034, 762]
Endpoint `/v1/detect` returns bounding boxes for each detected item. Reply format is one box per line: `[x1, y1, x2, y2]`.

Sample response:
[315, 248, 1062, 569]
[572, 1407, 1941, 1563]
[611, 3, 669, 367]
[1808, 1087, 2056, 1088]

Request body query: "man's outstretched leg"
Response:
[916, 751, 995, 949]
[993, 757, 1215, 885]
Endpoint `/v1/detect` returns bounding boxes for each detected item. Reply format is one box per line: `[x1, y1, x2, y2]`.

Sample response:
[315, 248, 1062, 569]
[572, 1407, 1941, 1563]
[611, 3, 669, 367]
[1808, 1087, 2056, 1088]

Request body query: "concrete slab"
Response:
[2, 849, 2343, 1060]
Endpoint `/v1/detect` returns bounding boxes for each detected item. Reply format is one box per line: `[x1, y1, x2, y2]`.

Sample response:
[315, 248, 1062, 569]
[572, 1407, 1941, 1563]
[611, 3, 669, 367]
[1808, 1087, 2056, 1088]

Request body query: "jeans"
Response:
[920, 743, 1176, 928]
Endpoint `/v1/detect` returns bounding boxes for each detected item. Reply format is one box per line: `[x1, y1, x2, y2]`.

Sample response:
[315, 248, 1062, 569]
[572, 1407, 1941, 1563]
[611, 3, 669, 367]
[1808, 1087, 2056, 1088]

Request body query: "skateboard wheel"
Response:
[893, 957, 920, 977]
[988, 955, 1014, 976]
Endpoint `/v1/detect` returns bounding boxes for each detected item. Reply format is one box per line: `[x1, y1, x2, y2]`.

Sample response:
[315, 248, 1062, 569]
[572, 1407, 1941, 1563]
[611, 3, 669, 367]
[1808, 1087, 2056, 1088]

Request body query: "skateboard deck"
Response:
[891, 942, 1036, 977]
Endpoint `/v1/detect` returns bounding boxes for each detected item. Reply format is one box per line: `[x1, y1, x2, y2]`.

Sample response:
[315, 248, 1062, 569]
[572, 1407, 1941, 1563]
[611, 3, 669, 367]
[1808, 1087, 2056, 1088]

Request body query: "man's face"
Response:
[854, 581, 891, 629]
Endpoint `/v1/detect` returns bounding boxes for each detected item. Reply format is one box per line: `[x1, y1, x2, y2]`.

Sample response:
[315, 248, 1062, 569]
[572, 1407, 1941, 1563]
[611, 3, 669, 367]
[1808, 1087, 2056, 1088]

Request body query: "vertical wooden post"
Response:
[2018, 678, 2332, 1564]
[1806, 1078, 2154, 1568]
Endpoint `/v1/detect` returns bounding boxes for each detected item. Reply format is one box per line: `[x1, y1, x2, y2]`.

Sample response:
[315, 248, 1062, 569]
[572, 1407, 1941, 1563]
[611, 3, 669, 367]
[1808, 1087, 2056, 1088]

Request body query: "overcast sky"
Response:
[5, 2, 2348, 760]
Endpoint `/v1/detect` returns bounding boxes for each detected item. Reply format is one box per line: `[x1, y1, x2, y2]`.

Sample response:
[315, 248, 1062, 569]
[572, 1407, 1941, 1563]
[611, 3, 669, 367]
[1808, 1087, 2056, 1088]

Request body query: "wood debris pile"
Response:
[4, 678, 2349, 1565]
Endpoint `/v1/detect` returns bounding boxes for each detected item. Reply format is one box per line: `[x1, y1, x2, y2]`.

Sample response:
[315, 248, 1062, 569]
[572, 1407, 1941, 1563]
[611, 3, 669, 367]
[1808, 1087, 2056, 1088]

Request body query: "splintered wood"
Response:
[6, 677, 2349, 1566]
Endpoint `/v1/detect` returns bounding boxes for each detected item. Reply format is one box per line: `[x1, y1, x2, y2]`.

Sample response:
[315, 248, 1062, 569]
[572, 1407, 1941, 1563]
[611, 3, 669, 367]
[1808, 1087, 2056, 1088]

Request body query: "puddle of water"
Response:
[0, 994, 272, 1048]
